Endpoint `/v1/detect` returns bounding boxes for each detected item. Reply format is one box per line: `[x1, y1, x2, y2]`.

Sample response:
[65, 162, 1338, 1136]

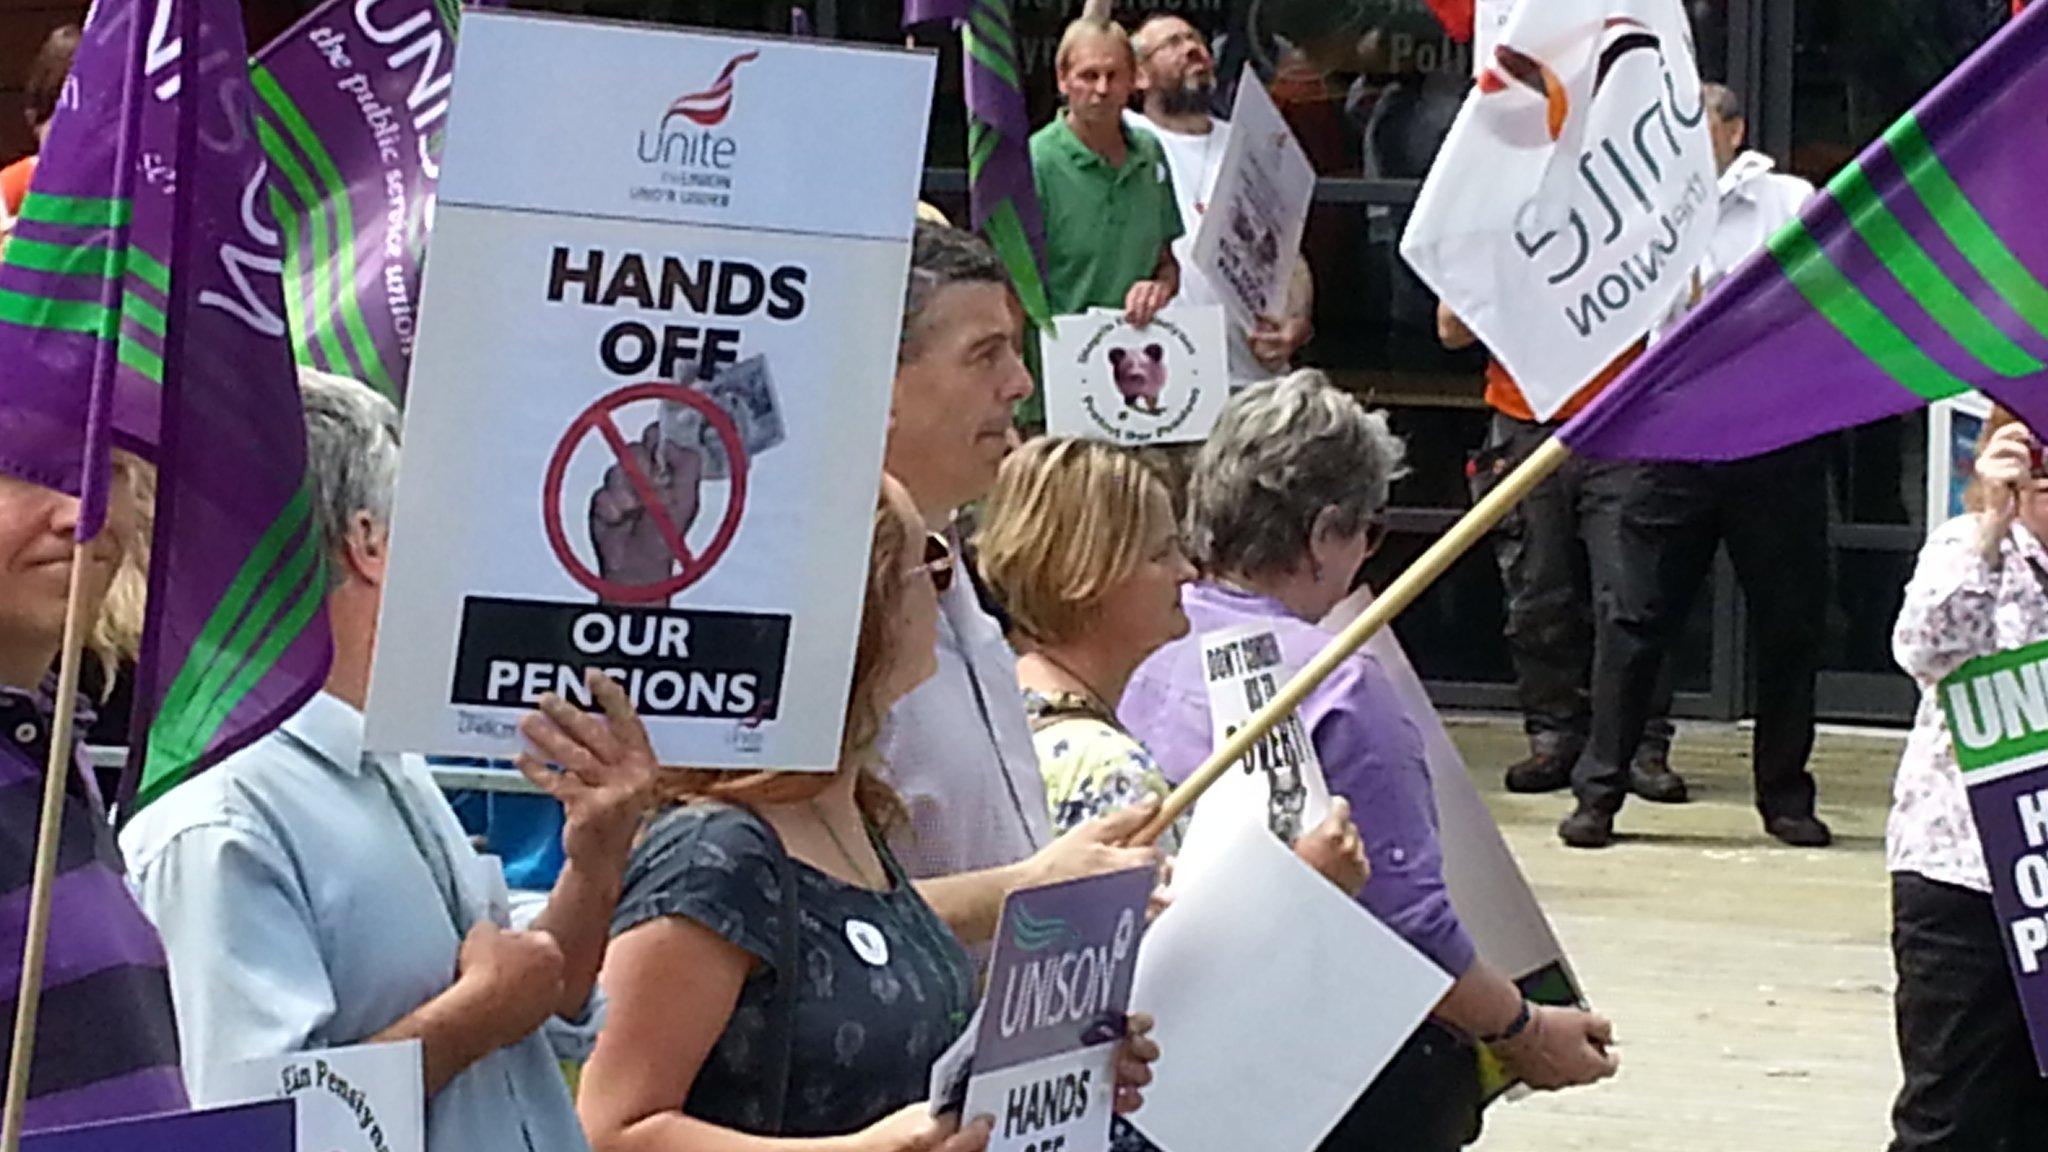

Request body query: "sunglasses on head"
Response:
[908, 531, 955, 593]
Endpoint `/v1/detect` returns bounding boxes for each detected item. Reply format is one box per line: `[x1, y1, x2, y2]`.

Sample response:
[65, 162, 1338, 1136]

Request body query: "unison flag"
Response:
[130, 0, 332, 811]
[903, 0, 1052, 328]
[253, 0, 461, 403]
[1560, 2, 2048, 461]
[0, 0, 163, 537]
[1400, 0, 1719, 419]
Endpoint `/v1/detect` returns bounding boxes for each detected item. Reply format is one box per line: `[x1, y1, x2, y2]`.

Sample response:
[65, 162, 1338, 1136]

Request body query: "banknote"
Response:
[658, 354, 785, 479]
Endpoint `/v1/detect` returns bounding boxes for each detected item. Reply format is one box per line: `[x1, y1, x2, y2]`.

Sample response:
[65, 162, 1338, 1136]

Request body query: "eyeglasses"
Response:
[907, 531, 955, 594]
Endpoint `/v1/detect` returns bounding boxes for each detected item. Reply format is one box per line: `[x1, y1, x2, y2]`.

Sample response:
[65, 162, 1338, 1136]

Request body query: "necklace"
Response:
[1032, 650, 1120, 725]
[807, 798, 882, 889]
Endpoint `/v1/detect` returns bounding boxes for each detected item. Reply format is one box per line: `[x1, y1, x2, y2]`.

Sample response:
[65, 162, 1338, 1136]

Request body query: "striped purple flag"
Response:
[904, 0, 1051, 327]
[0, 0, 329, 806]
[123, 0, 333, 812]
[1561, 3, 2048, 460]
[0, 0, 159, 538]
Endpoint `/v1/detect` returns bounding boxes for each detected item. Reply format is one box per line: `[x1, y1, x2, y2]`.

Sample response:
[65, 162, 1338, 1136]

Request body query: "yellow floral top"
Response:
[1024, 689, 1185, 854]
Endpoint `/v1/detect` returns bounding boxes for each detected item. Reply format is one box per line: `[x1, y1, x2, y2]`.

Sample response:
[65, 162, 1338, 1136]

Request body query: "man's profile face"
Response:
[887, 281, 1031, 517]
[1059, 33, 1137, 131]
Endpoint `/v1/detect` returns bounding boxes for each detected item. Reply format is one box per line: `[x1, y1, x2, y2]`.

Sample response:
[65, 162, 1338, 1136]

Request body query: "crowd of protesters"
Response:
[1, 10, 2033, 1152]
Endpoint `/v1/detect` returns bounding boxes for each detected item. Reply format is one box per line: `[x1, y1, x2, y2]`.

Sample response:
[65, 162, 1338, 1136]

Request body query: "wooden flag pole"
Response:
[1139, 436, 1575, 844]
[0, 541, 97, 1152]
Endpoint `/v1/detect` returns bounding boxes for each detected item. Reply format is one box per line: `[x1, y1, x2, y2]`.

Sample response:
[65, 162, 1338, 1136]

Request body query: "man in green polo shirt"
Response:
[1024, 16, 1182, 428]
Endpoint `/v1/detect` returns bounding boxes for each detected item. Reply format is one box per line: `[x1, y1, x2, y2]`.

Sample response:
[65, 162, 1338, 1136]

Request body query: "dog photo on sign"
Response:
[1041, 303, 1230, 449]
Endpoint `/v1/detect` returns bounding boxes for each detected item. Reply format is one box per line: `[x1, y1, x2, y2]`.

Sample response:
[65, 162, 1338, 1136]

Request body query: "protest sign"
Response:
[1184, 623, 1334, 863]
[197, 1040, 425, 1152]
[1040, 304, 1228, 447]
[254, 0, 460, 401]
[1324, 585, 1583, 1006]
[1188, 79, 1314, 334]
[1401, 0, 1717, 417]
[24, 1101, 294, 1152]
[363, 12, 935, 769]
[1129, 808, 1450, 1152]
[1939, 639, 2048, 1071]
[959, 868, 1153, 1152]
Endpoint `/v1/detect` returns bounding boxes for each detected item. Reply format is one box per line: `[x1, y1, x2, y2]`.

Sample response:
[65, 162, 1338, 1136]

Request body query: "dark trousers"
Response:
[1891, 873, 2048, 1151]
[1472, 414, 1673, 762]
[1316, 1022, 1482, 1152]
[1574, 442, 1829, 818]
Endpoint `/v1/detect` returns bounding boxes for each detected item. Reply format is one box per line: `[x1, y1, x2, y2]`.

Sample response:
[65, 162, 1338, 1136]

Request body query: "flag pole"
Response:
[0, 542, 98, 1152]
[1139, 436, 1575, 844]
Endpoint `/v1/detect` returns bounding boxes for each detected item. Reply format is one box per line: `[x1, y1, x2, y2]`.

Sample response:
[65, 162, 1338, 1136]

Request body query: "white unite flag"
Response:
[1401, 0, 1719, 417]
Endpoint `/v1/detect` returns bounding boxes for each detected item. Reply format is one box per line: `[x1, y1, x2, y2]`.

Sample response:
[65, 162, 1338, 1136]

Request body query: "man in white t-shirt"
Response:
[1128, 14, 1314, 390]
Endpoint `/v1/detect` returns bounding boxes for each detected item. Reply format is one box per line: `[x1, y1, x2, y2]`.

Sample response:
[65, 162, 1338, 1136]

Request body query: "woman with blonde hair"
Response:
[1886, 408, 2048, 1148]
[976, 435, 1366, 882]
[558, 476, 1157, 1152]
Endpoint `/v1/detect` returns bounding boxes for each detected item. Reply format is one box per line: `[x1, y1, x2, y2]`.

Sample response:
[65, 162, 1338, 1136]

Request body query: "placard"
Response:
[24, 1102, 295, 1152]
[1182, 622, 1333, 867]
[364, 12, 936, 769]
[197, 1040, 426, 1152]
[1188, 78, 1315, 333]
[1040, 304, 1229, 447]
[1939, 638, 2048, 1072]
[961, 868, 1154, 1152]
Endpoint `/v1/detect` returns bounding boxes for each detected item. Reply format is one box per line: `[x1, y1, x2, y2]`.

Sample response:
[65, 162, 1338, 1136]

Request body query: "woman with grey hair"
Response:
[1122, 370, 1619, 1151]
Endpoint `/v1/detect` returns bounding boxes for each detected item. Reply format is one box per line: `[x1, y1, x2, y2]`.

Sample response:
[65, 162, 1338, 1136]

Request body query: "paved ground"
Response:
[1446, 717, 1904, 1152]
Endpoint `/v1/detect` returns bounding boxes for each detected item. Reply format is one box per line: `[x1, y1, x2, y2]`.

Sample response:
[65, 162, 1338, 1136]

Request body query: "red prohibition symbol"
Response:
[541, 381, 749, 604]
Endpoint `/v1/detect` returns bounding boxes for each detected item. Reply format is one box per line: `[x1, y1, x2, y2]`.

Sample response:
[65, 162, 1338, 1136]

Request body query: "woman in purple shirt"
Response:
[1121, 371, 1618, 1151]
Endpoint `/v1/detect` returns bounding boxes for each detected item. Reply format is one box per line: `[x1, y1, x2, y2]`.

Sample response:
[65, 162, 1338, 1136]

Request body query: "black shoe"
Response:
[1628, 762, 1690, 804]
[1558, 805, 1615, 849]
[1765, 814, 1833, 848]
[1505, 752, 1573, 794]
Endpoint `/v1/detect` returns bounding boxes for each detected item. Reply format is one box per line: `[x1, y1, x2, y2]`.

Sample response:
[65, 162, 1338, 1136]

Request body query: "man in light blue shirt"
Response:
[122, 370, 651, 1152]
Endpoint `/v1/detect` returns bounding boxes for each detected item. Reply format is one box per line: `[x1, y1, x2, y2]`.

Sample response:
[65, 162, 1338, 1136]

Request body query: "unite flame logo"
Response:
[1477, 17, 1665, 143]
[663, 50, 761, 129]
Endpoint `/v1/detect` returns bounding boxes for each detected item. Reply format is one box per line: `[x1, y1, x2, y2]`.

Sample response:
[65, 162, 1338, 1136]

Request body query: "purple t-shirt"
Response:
[1120, 582, 1478, 978]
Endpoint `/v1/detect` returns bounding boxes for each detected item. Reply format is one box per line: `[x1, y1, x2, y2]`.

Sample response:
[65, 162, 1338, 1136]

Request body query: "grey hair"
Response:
[899, 220, 1010, 363]
[1703, 82, 1741, 122]
[1185, 369, 1407, 578]
[297, 367, 401, 587]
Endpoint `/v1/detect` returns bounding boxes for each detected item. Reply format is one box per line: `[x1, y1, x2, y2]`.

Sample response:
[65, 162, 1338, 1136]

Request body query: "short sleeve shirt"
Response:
[1030, 115, 1184, 318]
[612, 805, 975, 1137]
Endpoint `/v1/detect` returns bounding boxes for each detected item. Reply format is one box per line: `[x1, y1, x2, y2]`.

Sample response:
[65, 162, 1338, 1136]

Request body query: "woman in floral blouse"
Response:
[1888, 409, 2048, 1149]
[974, 436, 1364, 884]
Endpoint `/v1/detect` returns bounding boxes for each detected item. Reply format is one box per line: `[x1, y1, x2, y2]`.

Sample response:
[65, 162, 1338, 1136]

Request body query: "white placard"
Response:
[1040, 304, 1229, 446]
[365, 12, 936, 769]
[1178, 623, 1334, 880]
[1324, 585, 1585, 1004]
[197, 1040, 425, 1152]
[1129, 809, 1450, 1152]
[1401, 0, 1717, 418]
[1189, 79, 1316, 332]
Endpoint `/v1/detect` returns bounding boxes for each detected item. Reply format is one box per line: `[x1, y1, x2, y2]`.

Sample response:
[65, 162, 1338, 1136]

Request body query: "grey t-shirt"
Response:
[612, 804, 975, 1136]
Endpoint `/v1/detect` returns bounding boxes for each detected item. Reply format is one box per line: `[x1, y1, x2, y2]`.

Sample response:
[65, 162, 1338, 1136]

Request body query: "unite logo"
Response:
[665, 50, 760, 129]
[635, 50, 761, 173]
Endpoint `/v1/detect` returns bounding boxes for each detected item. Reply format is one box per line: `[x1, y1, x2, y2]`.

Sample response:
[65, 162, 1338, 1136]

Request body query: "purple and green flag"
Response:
[1560, 1, 2048, 460]
[0, 0, 161, 539]
[0, 0, 332, 812]
[903, 0, 1051, 329]
[252, 0, 461, 403]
